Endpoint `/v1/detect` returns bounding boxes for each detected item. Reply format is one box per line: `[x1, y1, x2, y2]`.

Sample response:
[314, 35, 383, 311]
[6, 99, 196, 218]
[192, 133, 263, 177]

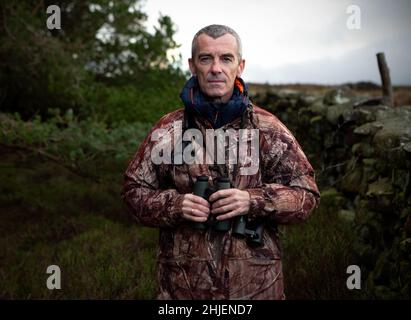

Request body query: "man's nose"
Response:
[210, 59, 222, 74]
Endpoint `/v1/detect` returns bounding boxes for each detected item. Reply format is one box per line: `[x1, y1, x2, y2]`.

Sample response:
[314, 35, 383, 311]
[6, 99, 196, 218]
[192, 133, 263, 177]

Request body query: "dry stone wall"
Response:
[252, 87, 411, 299]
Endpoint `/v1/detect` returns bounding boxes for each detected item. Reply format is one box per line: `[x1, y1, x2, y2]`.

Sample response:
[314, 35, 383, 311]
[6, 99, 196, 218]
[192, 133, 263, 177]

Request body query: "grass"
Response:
[281, 199, 362, 299]
[1, 214, 158, 299]
[0, 146, 363, 299]
[0, 150, 158, 299]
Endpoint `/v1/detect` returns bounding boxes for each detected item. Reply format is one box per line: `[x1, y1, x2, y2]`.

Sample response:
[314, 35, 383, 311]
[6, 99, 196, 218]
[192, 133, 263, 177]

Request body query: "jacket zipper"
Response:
[214, 110, 219, 126]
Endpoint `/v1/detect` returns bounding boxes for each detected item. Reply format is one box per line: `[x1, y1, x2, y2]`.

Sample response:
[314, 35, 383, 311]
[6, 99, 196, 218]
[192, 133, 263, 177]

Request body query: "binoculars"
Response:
[192, 176, 232, 232]
[192, 175, 264, 246]
[231, 215, 264, 247]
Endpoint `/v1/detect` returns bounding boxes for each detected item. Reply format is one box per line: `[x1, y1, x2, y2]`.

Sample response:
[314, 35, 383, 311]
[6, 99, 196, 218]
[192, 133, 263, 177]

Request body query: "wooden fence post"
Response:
[376, 52, 394, 107]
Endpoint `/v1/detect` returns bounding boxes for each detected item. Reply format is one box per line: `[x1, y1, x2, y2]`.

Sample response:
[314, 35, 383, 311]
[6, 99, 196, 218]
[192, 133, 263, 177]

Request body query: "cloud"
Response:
[145, 0, 411, 84]
[245, 30, 411, 85]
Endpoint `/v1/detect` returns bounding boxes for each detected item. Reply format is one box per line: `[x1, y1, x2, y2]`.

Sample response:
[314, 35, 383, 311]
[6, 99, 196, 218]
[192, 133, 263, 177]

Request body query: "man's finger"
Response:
[208, 189, 233, 202]
[183, 207, 208, 217]
[188, 194, 210, 207]
[211, 203, 237, 215]
[195, 204, 211, 214]
[182, 213, 208, 222]
[216, 209, 243, 221]
[187, 202, 210, 215]
[211, 197, 232, 210]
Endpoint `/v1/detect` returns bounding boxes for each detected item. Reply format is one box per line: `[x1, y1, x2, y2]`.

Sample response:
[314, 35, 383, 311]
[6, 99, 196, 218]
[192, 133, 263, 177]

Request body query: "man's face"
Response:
[189, 33, 245, 103]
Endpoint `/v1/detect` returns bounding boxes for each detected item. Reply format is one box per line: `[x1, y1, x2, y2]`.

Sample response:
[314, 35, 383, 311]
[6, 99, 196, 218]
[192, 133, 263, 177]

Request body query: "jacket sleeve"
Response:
[121, 124, 185, 228]
[246, 124, 320, 225]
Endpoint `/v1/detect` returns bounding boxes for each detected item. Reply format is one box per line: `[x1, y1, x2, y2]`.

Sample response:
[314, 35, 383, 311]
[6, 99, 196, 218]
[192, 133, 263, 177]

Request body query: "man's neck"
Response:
[205, 88, 234, 104]
[208, 97, 226, 104]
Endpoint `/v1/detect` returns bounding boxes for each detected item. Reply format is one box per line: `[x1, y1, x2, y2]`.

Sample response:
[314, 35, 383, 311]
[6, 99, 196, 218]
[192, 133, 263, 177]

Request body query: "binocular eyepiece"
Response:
[191, 175, 264, 246]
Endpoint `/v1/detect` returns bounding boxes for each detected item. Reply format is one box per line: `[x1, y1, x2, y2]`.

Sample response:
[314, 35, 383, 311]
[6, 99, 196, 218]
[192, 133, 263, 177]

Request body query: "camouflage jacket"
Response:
[121, 103, 320, 299]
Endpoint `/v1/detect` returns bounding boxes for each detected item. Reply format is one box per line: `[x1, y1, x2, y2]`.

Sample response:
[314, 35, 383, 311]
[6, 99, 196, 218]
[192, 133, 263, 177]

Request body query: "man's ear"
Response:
[236, 59, 245, 77]
[188, 58, 196, 76]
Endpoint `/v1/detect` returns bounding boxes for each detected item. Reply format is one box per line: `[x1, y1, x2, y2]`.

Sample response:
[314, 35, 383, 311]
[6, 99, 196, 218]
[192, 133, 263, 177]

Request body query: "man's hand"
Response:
[208, 189, 250, 220]
[181, 194, 210, 222]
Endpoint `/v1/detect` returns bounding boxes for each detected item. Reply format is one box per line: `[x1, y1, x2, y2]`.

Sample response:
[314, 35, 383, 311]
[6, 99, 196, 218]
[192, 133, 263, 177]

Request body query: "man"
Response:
[121, 25, 320, 299]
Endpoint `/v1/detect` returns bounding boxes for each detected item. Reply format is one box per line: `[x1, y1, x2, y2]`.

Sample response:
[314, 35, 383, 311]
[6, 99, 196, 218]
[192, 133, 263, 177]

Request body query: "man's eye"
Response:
[200, 57, 211, 63]
[222, 57, 232, 62]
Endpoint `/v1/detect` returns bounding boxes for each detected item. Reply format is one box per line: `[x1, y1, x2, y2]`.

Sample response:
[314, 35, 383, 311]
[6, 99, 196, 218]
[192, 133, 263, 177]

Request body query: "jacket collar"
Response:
[180, 76, 250, 129]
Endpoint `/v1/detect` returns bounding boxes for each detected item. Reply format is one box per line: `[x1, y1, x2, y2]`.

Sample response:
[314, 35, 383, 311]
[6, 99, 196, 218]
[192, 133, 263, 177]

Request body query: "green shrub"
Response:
[80, 80, 185, 125]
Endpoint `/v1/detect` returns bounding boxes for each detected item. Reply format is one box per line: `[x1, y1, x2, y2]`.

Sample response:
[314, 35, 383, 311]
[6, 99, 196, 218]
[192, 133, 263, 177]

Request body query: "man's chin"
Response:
[205, 89, 226, 98]
[205, 93, 225, 101]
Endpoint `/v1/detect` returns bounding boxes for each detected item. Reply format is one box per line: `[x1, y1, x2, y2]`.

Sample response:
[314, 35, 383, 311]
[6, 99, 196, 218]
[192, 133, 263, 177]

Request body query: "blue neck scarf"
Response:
[180, 76, 250, 129]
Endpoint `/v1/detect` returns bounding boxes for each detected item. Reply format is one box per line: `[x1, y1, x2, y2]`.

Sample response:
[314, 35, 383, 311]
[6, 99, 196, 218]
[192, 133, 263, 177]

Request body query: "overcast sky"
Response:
[144, 0, 411, 85]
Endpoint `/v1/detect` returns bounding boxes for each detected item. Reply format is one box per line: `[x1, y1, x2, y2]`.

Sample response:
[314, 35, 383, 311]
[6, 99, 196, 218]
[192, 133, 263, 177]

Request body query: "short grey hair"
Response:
[191, 24, 242, 61]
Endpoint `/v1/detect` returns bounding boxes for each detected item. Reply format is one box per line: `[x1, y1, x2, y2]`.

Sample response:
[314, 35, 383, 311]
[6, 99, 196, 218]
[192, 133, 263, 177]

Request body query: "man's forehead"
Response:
[195, 33, 238, 55]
